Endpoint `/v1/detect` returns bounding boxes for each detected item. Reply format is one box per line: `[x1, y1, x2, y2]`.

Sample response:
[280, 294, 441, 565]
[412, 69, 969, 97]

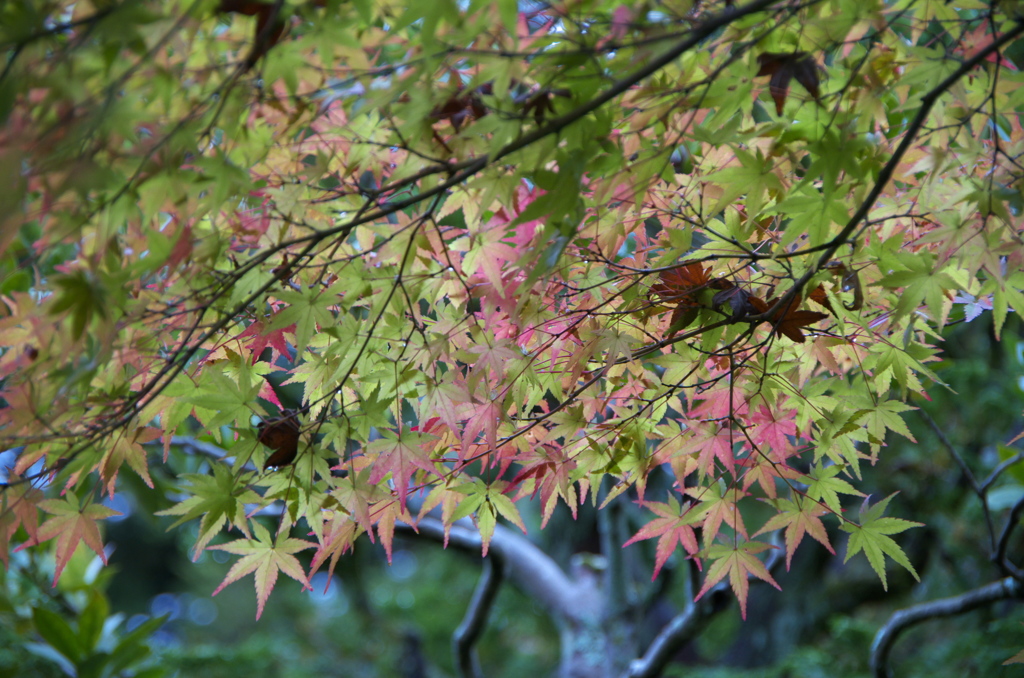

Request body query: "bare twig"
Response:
[453, 555, 505, 678]
[981, 451, 1024, 494]
[918, 409, 980, 494]
[870, 577, 1022, 678]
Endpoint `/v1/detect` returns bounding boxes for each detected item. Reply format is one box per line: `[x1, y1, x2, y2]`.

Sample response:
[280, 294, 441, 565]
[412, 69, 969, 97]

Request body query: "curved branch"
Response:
[870, 577, 1023, 678]
[453, 555, 505, 678]
[397, 516, 592, 622]
[994, 495, 1024, 580]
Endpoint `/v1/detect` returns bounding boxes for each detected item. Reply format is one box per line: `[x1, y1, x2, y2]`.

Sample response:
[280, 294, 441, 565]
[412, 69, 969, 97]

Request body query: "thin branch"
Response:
[453, 555, 505, 678]
[994, 495, 1024, 580]
[981, 450, 1024, 494]
[869, 577, 1023, 678]
[918, 409, 980, 494]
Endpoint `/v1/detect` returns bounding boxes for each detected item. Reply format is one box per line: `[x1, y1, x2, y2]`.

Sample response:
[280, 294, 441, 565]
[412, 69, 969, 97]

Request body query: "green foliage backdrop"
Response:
[2, 0, 1024, 675]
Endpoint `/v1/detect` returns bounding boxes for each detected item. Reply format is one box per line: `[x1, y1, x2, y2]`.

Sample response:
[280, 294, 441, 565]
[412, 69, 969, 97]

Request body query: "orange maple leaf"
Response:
[696, 541, 781, 619]
[19, 495, 121, 584]
[210, 522, 313, 619]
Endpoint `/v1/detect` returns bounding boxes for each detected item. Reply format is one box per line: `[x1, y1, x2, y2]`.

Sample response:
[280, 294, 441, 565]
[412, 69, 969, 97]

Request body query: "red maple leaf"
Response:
[235, 315, 295, 363]
[623, 494, 704, 579]
[367, 430, 442, 511]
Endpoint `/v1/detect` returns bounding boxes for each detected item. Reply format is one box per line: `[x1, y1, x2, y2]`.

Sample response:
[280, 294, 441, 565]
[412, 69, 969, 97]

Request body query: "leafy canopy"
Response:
[2, 0, 1023, 617]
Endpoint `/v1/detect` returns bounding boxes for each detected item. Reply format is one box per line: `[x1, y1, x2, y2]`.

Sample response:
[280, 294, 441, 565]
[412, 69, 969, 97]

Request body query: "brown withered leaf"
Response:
[258, 411, 301, 470]
[650, 263, 713, 304]
[756, 52, 822, 115]
[430, 85, 489, 132]
[749, 293, 828, 343]
[808, 262, 864, 313]
[514, 87, 571, 125]
[712, 285, 758, 320]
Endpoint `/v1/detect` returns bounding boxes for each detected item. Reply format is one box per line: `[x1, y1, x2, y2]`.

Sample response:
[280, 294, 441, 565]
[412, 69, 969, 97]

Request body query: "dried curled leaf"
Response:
[749, 293, 829, 342]
[757, 52, 823, 115]
[258, 410, 301, 469]
[809, 261, 864, 313]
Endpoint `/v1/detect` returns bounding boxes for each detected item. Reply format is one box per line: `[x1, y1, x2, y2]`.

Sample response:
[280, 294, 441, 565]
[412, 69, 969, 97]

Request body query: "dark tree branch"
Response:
[870, 577, 1023, 678]
[981, 450, 1024, 494]
[918, 409, 980, 494]
[453, 555, 505, 678]
[625, 536, 783, 678]
[994, 495, 1024, 580]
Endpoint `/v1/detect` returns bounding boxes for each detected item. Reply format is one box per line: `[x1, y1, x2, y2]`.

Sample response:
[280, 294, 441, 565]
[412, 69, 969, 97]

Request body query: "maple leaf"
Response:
[210, 522, 314, 619]
[509, 443, 579, 526]
[804, 463, 864, 514]
[749, 405, 798, 453]
[235, 315, 295, 364]
[155, 464, 260, 560]
[840, 493, 922, 591]
[367, 430, 442, 511]
[650, 263, 712, 301]
[750, 293, 828, 343]
[687, 421, 739, 478]
[755, 497, 835, 569]
[0, 479, 42, 566]
[445, 479, 526, 556]
[309, 510, 362, 586]
[696, 541, 781, 619]
[19, 495, 121, 585]
[371, 498, 415, 563]
[100, 425, 160, 496]
[624, 494, 705, 579]
[686, 483, 748, 548]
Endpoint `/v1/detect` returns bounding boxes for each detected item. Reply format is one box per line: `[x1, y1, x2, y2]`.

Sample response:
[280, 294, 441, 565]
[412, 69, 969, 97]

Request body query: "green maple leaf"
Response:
[155, 464, 260, 559]
[23, 494, 121, 585]
[210, 522, 314, 619]
[876, 251, 957, 322]
[804, 464, 864, 514]
[840, 493, 922, 590]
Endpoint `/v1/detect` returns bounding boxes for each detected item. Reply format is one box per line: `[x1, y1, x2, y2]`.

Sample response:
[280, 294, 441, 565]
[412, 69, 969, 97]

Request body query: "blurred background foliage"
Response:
[2, 315, 1023, 678]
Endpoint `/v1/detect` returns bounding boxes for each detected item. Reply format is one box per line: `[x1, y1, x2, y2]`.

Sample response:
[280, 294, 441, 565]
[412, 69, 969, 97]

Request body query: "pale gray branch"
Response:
[397, 515, 591, 621]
